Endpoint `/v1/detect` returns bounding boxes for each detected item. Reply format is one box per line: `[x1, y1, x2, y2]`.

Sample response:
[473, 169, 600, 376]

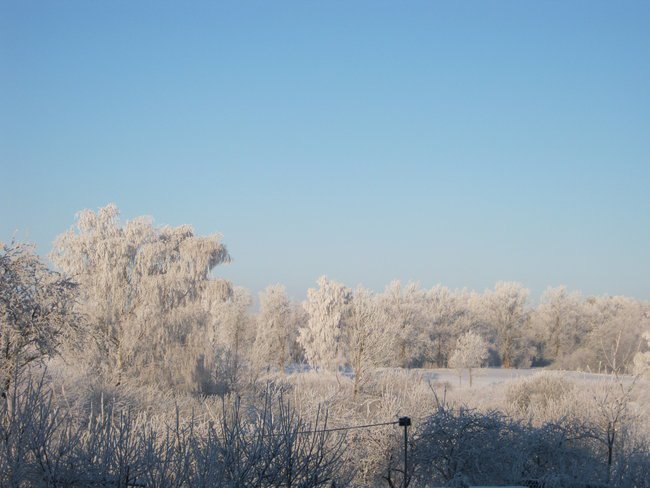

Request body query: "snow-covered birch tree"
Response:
[448, 331, 489, 386]
[205, 286, 254, 390]
[422, 286, 471, 367]
[590, 296, 649, 375]
[298, 276, 350, 371]
[379, 281, 425, 368]
[345, 287, 391, 397]
[533, 286, 584, 363]
[632, 331, 650, 377]
[479, 282, 531, 368]
[50, 204, 232, 391]
[254, 284, 297, 373]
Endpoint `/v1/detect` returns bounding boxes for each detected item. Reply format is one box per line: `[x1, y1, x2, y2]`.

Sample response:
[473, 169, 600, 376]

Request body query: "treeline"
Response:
[292, 276, 650, 378]
[2, 204, 649, 401]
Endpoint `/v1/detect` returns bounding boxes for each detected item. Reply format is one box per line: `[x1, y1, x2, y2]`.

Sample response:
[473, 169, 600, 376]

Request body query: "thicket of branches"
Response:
[1, 376, 348, 487]
[2, 368, 649, 488]
[2, 205, 650, 487]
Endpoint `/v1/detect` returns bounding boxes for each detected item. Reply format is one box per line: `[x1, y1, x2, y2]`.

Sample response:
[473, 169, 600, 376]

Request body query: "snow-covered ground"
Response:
[288, 364, 643, 387]
[419, 367, 639, 388]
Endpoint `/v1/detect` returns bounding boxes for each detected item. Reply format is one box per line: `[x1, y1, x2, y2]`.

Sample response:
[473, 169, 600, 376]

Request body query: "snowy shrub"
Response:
[505, 372, 575, 417]
[412, 404, 607, 487]
[0, 376, 349, 487]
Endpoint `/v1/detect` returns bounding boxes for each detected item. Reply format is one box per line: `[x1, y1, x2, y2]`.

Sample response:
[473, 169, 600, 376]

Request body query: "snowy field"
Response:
[293, 365, 645, 390]
[416, 367, 642, 388]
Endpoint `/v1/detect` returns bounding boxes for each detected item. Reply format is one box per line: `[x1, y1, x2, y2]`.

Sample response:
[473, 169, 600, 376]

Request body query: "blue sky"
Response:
[1, 1, 649, 301]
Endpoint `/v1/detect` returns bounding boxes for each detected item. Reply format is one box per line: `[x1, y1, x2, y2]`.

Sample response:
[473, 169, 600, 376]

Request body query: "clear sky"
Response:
[1, 1, 649, 302]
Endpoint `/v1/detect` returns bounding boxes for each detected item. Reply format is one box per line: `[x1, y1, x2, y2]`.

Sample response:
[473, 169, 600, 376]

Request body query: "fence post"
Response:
[398, 416, 411, 488]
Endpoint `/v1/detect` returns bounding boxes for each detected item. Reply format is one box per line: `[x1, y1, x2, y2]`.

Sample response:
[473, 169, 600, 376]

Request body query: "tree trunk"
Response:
[607, 425, 615, 483]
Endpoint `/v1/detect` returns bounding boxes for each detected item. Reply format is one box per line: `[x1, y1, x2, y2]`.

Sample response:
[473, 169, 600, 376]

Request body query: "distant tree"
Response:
[379, 281, 426, 368]
[255, 284, 295, 372]
[209, 286, 254, 390]
[479, 282, 531, 368]
[346, 287, 391, 397]
[448, 331, 488, 386]
[288, 301, 309, 363]
[533, 286, 584, 363]
[298, 276, 350, 371]
[50, 204, 231, 392]
[0, 241, 78, 403]
[422, 286, 471, 367]
[586, 296, 649, 375]
[632, 331, 650, 377]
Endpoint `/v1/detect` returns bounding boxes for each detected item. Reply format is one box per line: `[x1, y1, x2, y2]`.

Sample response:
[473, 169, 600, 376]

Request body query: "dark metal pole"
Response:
[398, 417, 411, 488]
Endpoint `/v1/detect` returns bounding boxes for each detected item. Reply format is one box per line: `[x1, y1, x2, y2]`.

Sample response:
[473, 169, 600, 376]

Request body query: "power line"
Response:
[244, 419, 403, 438]
[295, 419, 399, 435]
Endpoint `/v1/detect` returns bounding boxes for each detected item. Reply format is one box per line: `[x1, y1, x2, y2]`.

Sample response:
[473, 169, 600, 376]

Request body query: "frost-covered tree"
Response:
[288, 301, 309, 364]
[448, 331, 488, 386]
[586, 296, 649, 375]
[205, 286, 254, 390]
[255, 284, 295, 372]
[422, 286, 471, 367]
[50, 204, 231, 391]
[632, 331, 650, 377]
[479, 282, 531, 368]
[379, 281, 426, 368]
[533, 286, 584, 363]
[298, 276, 350, 371]
[345, 287, 391, 397]
[210, 286, 253, 354]
[0, 241, 78, 401]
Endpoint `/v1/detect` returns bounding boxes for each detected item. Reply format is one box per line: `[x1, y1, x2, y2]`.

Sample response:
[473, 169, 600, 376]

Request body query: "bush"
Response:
[412, 404, 606, 487]
[506, 372, 575, 418]
[0, 376, 349, 487]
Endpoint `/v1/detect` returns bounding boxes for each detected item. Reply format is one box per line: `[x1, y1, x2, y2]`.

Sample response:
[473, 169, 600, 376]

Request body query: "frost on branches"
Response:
[479, 282, 531, 368]
[298, 276, 351, 371]
[0, 241, 78, 400]
[346, 287, 392, 397]
[50, 204, 233, 392]
[254, 284, 295, 372]
[448, 331, 488, 386]
[633, 331, 650, 377]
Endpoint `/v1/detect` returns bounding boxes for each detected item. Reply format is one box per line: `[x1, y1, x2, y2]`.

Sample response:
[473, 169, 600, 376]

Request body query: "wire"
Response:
[295, 419, 400, 435]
